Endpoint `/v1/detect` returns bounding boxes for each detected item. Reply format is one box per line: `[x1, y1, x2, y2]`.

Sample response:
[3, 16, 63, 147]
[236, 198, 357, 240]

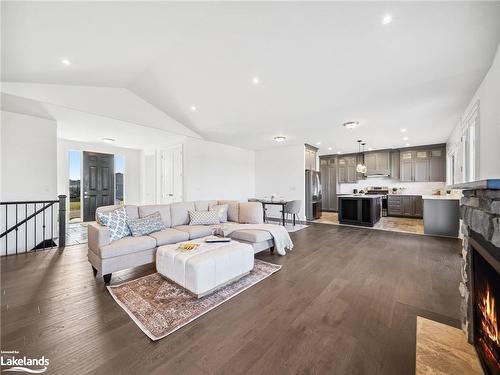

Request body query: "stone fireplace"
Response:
[457, 180, 500, 374]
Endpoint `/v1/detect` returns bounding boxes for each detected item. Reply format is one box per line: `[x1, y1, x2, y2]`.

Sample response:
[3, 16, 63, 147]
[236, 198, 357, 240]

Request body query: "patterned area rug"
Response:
[108, 259, 281, 340]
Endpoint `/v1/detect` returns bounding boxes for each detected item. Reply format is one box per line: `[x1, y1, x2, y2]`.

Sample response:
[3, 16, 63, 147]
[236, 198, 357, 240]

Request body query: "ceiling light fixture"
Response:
[403, 136, 409, 141]
[405, 143, 410, 147]
[368, 148, 373, 151]
[356, 140, 367, 174]
[61, 59, 71, 66]
[102, 138, 115, 143]
[337, 151, 341, 154]
[400, 128, 407, 133]
[252, 76, 260, 85]
[382, 14, 392, 25]
[328, 147, 332, 151]
[343, 121, 359, 129]
[190, 106, 197, 112]
[316, 142, 321, 146]
[274, 136, 286, 143]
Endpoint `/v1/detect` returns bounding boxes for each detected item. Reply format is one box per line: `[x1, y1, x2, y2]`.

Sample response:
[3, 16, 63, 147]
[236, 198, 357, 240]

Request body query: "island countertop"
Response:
[338, 194, 384, 199]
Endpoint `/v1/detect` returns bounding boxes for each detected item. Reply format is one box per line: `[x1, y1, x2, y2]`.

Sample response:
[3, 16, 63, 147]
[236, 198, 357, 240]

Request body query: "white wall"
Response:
[448, 43, 500, 181]
[57, 139, 142, 208]
[337, 178, 446, 195]
[1, 111, 57, 201]
[255, 144, 305, 219]
[183, 138, 255, 202]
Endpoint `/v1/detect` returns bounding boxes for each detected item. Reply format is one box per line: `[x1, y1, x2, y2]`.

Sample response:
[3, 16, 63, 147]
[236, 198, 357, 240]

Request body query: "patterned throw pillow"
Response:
[96, 206, 131, 241]
[127, 211, 166, 237]
[209, 204, 228, 223]
[189, 210, 221, 225]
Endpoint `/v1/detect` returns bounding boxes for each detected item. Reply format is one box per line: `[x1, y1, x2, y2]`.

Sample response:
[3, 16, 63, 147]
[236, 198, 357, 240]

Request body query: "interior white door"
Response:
[144, 153, 157, 205]
[159, 145, 183, 204]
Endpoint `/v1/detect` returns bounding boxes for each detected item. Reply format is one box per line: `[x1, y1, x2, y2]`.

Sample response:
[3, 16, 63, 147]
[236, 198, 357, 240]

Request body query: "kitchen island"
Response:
[338, 195, 382, 227]
[422, 195, 460, 237]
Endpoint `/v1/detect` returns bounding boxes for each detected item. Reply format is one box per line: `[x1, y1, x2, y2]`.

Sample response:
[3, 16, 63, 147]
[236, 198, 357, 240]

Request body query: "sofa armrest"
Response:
[88, 221, 111, 253]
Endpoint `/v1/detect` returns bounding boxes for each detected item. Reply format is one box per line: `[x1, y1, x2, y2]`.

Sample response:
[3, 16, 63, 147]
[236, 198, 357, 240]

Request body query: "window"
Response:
[68, 151, 82, 222]
[462, 101, 479, 182]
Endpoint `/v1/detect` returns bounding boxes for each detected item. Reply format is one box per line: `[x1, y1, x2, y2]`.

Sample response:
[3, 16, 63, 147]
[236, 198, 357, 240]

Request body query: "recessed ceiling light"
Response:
[274, 136, 286, 143]
[337, 151, 341, 154]
[316, 142, 321, 145]
[102, 138, 115, 143]
[400, 128, 407, 133]
[328, 147, 332, 151]
[368, 148, 373, 151]
[343, 121, 359, 129]
[61, 59, 71, 66]
[403, 136, 409, 141]
[382, 14, 392, 25]
[252, 76, 260, 85]
[190, 106, 197, 112]
[405, 143, 410, 147]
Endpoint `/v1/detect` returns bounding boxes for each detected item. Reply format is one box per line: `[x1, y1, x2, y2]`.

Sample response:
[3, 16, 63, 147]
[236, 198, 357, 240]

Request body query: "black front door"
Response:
[83, 151, 115, 222]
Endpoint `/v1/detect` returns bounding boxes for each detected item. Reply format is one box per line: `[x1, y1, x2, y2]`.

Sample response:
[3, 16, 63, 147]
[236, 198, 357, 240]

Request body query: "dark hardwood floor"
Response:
[1, 224, 462, 374]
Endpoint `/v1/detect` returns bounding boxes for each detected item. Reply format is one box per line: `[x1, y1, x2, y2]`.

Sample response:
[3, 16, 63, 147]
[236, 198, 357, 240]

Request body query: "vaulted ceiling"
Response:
[2, 1, 500, 152]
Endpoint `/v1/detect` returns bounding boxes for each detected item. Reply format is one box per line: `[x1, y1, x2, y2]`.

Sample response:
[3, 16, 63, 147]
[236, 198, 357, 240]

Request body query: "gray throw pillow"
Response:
[126, 211, 165, 237]
[209, 204, 228, 223]
[189, 210, 220, 225]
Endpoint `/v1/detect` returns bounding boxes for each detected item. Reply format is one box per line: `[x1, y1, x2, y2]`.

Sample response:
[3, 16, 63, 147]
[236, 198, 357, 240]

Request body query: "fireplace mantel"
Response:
[451, 179, 500, 190]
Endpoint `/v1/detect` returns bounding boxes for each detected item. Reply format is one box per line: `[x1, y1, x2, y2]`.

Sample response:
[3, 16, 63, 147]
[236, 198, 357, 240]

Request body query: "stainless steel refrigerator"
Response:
[305, 170, 322, 220]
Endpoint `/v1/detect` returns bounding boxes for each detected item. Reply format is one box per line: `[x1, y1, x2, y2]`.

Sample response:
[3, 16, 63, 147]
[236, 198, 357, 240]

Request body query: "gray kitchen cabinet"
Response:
[365, 151, 390, 176]
[338, 156, 357, 183]
[390, 151, 400, 179]
[414, 159, 429, 182]
[305, 147, 317, 171]
[398, 146, 446, 182]
[387, 195, 422, 218]
[320, 158, 337, 211]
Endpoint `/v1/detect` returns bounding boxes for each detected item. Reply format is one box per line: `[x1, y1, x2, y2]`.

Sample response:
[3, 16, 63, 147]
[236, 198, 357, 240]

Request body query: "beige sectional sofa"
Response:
[88, 200, 274, 283]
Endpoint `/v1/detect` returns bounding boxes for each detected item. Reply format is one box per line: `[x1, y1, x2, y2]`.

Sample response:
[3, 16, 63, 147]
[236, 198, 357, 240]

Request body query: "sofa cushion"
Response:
[217, 200, 240, 222]
[174, 225, 213, 240]
[170, 202, 196, 226]
[148, 228, 189, 246]
[228, 229, 272, 243]
[189, 210, 220, 225]
[127, 212, 166, 237]
[209, 204, 228, 223]
[194, 200, 218, 211]
[96, 206, 131, 241]
[238, 202, 264, 224]
[96, 204, 138, 221]
[98, 235, 156, 259]
[138, 204, 171, 227]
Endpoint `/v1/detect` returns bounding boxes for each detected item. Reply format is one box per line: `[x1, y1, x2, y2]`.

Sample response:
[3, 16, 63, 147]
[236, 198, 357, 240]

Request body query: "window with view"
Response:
[463, 102, 479, 183]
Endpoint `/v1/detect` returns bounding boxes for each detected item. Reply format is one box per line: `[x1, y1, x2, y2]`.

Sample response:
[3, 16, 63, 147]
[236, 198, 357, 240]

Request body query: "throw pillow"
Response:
[189, 210, 220, 225]
[209, 204, 228, 223]
[96, 206, 131, 241]
[126, 211, 166, 237]
[238, 202, 263, 224]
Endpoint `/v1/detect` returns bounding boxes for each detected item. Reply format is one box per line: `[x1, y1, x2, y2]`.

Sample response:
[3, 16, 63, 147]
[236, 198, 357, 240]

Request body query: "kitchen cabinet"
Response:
[399, 147, 446, 182]
[390, 151, 400, 179]
[305, 147, 317, 171]
[320, 158, 337, 211]
[387, 195, 423, 218]
[365, 151, 390, 176]
[338, 195, 381, 227]
[338, 156, 357, 183]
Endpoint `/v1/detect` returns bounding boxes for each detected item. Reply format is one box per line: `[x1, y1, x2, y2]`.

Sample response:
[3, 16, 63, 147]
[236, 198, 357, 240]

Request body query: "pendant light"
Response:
[361, 143, 367, 174]
[356, 140, 364, 173]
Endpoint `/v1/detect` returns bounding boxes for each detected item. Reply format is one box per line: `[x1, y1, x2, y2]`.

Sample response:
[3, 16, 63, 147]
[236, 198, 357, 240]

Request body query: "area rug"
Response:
[107, 259, 281, 340]
[285, 224, 309, 233]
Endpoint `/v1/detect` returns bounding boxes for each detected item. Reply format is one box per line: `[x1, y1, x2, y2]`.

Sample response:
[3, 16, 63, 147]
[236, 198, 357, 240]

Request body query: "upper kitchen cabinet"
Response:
[399, 146, 446, 182]
[365, 151, 390, 176]
[305, 144, 318, 171]
[390, 151, 400, 179]
[338, 156, 357, 183]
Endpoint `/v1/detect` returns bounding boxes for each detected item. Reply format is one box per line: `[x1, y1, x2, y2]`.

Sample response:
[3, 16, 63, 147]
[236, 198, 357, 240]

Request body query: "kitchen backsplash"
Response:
[337, 177, 446, 195]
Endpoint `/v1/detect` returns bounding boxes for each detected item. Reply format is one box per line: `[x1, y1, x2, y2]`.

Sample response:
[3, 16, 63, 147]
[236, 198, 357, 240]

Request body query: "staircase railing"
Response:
[0, 195, 66, 256]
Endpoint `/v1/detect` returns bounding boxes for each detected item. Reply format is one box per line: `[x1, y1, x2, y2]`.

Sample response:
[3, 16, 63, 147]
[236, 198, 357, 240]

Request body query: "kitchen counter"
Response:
[422, 195, 461, 200]
[338, 194, 385, 199]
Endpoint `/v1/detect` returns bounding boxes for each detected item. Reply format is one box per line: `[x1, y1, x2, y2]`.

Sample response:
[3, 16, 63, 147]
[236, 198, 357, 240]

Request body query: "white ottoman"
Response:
[156, 240, 254, 298]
